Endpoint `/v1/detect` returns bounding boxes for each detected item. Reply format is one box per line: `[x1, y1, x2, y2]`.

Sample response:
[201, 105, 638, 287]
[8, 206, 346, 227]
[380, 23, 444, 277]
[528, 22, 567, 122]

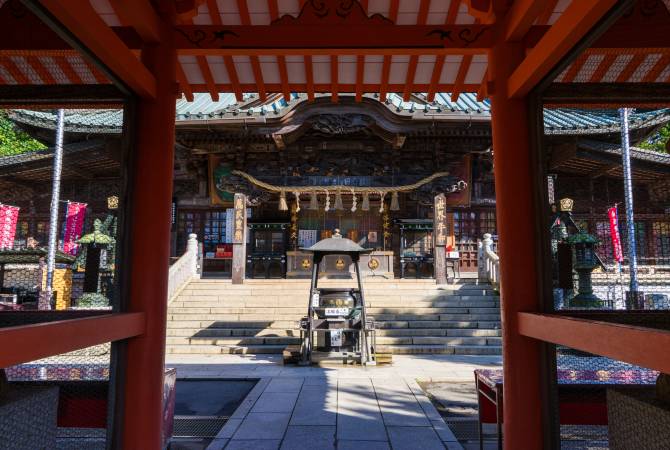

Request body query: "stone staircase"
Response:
[166, 278, 501, 356]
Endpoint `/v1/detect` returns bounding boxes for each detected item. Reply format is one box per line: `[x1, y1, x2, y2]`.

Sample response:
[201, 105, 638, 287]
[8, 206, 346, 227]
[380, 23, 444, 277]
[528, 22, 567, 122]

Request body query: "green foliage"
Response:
[0, 111, 46, 156]
[76, 293, 110, 308]
[639, 123, 670, 153]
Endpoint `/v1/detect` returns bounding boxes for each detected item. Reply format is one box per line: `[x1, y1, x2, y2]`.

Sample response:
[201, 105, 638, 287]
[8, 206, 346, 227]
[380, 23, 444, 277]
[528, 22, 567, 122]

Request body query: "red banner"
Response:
[0, 204, 19, 249]
[63, 202, 87, 255]
[607, 206, 624, 263]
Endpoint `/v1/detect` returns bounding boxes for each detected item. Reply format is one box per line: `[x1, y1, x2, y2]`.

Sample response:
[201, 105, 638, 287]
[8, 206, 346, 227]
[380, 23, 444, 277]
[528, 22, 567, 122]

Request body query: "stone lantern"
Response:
[567, 231, 603, 307]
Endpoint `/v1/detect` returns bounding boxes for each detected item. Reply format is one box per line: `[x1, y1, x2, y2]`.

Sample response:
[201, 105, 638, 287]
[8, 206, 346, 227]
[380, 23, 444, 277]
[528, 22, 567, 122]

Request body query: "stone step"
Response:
[167, 336, 301, 346]
[378, 328, 501, 337]
[167, 320, 296, 329]
[178, 287, 496, 297]
[166, 342, 502, 355]
[375, 336, 499, 346]
[168, 314, 303, 322]
[166, 344, 288, 355]
[167, 328, 300, 337]
[376, 320, 501, 329]
[378, 345, 502, 355]
[171, 298, 499, 309]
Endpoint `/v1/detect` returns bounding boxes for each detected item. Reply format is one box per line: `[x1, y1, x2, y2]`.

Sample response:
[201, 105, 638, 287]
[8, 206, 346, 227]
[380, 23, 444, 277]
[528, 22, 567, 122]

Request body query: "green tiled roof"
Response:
[8, 93, 670, 135]
[0, 248, 75, 264]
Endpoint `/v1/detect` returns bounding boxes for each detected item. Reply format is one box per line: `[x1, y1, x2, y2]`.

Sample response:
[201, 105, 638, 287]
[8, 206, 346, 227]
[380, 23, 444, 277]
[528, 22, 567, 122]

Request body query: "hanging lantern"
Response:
[294, 191, 301, 213]
[324, 191, 331, 211]
[309, 191, 318, 210]
[334, 190, 343, 210]
[379, 192, 386, 213]
[279, 191, 288, 211]
[361, 192, 370, 211]
[351, 190, 357, 212]
[390, 191, 400, 211]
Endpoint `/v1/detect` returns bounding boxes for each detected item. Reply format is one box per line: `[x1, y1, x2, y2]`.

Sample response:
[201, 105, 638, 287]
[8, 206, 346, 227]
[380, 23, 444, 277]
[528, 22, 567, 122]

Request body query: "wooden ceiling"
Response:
[0, 0, 668, 104]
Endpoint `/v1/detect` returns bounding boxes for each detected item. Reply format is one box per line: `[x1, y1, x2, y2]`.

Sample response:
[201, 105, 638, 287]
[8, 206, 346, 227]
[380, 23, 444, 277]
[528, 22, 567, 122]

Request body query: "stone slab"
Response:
[387, 426, 445, 450]
[279, 425, 335, 450]
[251, 392, 299, 413]
[225, 439, 281, 450]
[232, 413, 291, 440]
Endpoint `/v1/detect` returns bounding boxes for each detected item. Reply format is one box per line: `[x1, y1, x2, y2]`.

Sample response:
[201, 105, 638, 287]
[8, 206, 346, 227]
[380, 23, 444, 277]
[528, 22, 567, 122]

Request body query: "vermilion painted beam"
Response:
[537, 0, 559, 25]
[304, 55, 314, 101]
[507, 0, 617, 98]
[182, 82, 482, 93]
[505, 0, 546, 41]
[644, 54, 670, 82]
[403, 0, 430, 101]
[561, 54, 588, 83]
[0, 313, 145, 368]
[331, 55, 339, 103]
[174, 25, 495, 54]
[476, 69, 488, 100]
[355, 55, 364, 102]
[5, 20, 666, 55]
[37, 0, 156, 97]
[233, 0, 264, 101]
[27, 56, 56, 84]
[379, 56, 391, 102]
[403, 56, 418, 101]
[615, 53, 645, 83]
[589, 53, 617, 83]
[489, 40, 544, 449]
[251, 58, 267, 101]
[224, 55, 243, 101]
[197, 55, 219, 101]
[122, 31, 178, 447]
[518, 312, 670, 374]
[451, 54, 472, 102]
[54, 55, 83, 84]
[0, 55, 30, 84]
[110, 0, 162, 43]
[277, 55, 291, 102]
[446, 0, 462, 24]
[84, 59, 108, 84]
[176, 59, 194, 101]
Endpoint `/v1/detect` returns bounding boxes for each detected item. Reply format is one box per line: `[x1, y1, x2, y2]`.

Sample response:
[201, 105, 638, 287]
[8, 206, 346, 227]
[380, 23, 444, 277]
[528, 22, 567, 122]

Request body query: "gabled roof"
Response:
[7, 94, 670, 137]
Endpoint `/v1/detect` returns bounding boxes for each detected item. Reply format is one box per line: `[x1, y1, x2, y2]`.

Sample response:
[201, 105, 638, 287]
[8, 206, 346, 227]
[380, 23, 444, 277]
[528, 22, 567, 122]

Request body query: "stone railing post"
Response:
[167, 234, 200, 302]
[478, 239, 485, 281]
[187, 233, 198, 275]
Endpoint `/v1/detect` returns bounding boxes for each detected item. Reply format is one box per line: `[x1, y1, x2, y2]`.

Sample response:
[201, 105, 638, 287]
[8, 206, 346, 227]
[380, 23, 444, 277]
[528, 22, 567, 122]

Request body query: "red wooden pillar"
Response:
[122, 22, 177, 449]
[488, 41, 544, 449]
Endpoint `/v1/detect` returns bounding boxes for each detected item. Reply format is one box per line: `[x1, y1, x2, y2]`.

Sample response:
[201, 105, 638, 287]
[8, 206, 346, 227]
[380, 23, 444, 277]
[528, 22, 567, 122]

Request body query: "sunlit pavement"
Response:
[166, 354, 502, 449]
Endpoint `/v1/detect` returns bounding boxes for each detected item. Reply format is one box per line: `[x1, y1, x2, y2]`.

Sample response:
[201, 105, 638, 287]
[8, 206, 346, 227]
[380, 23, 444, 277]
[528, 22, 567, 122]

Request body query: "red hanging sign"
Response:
[607, 206, 624, 263]
[0, 204, 19, 249]
[62, 202, 87, 255]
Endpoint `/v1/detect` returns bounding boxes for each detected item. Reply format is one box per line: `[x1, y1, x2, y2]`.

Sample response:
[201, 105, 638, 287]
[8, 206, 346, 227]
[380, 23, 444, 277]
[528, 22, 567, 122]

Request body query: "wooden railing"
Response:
[478, 233, 500, 289]
[167, 233, 199, 302]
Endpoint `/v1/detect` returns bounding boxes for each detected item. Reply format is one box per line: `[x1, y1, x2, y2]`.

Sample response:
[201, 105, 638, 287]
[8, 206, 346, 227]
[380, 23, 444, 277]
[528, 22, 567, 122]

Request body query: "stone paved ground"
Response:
[166, 354, 502, 450]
